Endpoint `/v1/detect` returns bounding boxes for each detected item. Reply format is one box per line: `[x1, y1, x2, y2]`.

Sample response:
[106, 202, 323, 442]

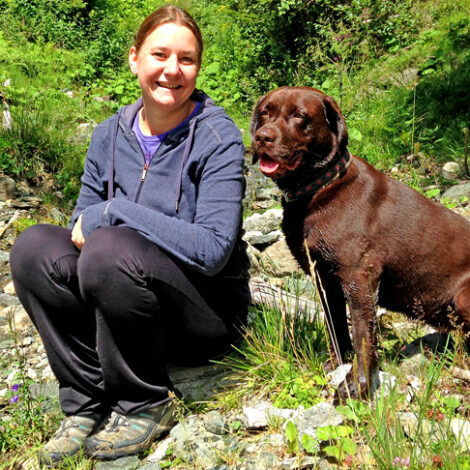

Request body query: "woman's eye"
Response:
[180, 56, 194, 65]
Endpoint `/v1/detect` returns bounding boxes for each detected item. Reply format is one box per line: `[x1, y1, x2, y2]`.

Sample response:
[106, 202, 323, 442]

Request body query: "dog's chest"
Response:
[282, 199, 340, 273]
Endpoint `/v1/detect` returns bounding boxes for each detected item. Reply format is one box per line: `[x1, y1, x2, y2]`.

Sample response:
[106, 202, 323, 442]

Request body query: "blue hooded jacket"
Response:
[70, 91, 250, 281]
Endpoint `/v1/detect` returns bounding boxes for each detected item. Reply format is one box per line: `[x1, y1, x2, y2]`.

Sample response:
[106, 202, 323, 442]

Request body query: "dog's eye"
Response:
[258, 110, 268, 117]
[291, 112, 306, 119]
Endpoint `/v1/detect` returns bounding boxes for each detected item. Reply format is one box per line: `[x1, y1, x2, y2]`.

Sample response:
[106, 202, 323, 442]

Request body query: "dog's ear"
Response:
[250, 94, 267, 164]
[322, 96, 348, 155]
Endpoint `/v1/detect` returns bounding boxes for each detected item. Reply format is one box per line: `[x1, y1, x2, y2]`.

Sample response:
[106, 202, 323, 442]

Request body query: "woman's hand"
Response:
[71, 215, 85, 250]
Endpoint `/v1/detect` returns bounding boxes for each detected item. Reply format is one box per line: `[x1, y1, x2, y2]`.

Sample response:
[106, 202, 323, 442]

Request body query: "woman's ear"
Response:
[129, 46, 138, 75]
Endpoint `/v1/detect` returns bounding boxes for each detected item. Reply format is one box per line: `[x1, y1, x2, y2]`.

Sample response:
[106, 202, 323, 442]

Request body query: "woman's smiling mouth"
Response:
[157, 82, 182, 89]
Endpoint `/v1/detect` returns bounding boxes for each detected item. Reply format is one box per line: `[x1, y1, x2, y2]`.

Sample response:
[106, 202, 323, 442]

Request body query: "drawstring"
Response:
[108, 109, 122, 200]
[175, 119, 197, 213]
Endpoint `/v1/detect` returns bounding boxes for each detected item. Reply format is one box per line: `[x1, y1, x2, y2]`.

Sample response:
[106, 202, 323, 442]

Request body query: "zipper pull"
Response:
[141, 163, 149, 181]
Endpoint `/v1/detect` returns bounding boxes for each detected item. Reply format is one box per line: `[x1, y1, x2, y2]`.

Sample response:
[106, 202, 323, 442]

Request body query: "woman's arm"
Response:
[79, 140, 245, 276]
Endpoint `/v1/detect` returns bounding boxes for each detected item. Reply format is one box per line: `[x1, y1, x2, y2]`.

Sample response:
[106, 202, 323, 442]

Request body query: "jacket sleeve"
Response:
[69, 123, 110, 228]
[79, 139, 245, 276]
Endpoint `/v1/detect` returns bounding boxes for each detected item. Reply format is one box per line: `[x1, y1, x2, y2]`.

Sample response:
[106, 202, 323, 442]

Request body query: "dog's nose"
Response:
[255, 127, 276, 145]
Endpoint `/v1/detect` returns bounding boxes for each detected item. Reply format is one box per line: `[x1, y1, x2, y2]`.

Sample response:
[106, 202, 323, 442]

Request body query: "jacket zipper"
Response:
[134, 154, 152, 203]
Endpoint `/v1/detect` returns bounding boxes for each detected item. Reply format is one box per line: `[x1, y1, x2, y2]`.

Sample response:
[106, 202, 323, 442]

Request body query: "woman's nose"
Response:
[164, 55, 180, 76]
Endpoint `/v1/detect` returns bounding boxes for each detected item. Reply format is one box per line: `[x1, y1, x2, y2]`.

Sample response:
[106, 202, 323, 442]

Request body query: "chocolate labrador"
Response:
[251, 86, 470, 399]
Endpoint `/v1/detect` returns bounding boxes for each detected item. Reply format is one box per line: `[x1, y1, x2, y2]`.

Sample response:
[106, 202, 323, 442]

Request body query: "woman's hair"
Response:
[133, 5, 203, 64]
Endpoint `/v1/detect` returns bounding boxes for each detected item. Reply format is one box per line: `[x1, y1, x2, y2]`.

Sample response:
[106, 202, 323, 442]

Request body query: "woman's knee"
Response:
[78, 227, 148, 293]
[10, 224, 74, 283]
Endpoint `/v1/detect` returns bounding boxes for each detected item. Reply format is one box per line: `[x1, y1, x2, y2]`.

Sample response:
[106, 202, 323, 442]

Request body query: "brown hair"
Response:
[133, 5, 203, 64]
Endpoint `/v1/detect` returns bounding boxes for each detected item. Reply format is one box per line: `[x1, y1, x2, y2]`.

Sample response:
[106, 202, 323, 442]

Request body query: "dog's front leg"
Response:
[339, 271, 379, 400]
[315, 267, 353, 365]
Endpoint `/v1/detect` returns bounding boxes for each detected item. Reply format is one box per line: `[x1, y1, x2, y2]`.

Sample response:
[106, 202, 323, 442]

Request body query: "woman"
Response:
[10, 5, 250, 464]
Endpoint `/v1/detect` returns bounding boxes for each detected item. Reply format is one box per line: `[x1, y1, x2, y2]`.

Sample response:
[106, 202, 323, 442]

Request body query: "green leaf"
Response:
[302, 433, 319, 453]
[324, 444, 340, 460]
[285, 421, 297, 443]
[317, 425, 353, 441]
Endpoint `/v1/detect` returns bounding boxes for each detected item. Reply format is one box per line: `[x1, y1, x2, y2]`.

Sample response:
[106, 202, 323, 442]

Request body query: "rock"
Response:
[146, 436, 173, 463]
[170, 417, 224, 467]
[327, 364, 352, 389]
[397, 412, 470, 452]
[168, 363, 232, 402]
[139, 464, 162, 470]
[243, 209, 283, 234]
[29, 382, 59, 400]
[373, 371, 397, 398]
[260, 239, 301, 277]
[243, 230, 281, 246]
[442, 182, 470, 201]
[95, 456, 140, 470]
[242, 400, 272, 429]
[450, 417, 470, 451]
[203, 410, 230, 435]
[400, 353, 430, 377]
[245, 451, 279, 469]
[246, 243, 262, 274]
[279, 455, 335, 469]
[3, 282, 17, 296]
[290, 402, 344, 443]
[0, 305, 33, 349]
[441, 161, 462, 180]
[0, 177, 16, 200]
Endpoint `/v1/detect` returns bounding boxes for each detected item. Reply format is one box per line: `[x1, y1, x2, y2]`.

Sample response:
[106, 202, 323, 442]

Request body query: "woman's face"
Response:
[129, 23, 200, 114]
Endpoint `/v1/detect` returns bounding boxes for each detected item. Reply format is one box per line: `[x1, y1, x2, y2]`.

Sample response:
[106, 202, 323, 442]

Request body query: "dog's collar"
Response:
[281, 150, 352, 202]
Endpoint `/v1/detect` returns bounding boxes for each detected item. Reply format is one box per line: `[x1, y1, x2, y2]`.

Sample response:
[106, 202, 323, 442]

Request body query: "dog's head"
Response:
[251, 86, 348, 180]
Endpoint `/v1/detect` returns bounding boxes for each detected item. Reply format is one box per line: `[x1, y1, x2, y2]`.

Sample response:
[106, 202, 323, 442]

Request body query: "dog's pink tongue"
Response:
[260, 156, 280, 175]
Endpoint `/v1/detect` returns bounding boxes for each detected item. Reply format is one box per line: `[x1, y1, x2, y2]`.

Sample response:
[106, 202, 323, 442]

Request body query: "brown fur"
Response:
[251, 86, 470, 398]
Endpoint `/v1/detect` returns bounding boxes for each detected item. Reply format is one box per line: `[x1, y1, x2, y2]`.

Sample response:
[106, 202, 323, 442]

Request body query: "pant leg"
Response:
[78, 226, 246, 414]
[10, 224, 108, 417]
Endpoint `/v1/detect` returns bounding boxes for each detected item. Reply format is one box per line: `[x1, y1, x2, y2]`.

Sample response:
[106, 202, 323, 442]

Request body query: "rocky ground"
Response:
[2, 157, 470, 468]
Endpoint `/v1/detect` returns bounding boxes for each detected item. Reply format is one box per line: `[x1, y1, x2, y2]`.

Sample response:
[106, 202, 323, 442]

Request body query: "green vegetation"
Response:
[0, 0, 469, 202]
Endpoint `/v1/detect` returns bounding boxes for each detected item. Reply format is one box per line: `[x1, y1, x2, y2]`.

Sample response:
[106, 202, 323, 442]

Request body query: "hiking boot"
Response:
[84, 401, 176, 460]
[39, 414, 104, 466]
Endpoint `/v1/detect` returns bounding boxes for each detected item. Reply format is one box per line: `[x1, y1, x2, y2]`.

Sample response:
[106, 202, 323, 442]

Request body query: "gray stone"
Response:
[279, 455, 334, 469]
[0, 293, 21, 308]
[243, 230, 281, 246]
[442, 182, 470, 201]
[246, 451, 278, 470]
[242, 401, 271, 429]
[260, 239, 301, 277]
[95, 455, 140, 470]
[327, 364, 352, 389]
[0, 250, 9, 264]
[203, 410, 230, 435]
[29, 382, 59, 400]
[168, 364, 233, 402]
[243, 209, 283, 234]
[441, 161, 462, 180]
[139, 464, 162, 470]
[146, 436, 173, 463]
[291, 402, 344, 442]
[0, 177, 16, 200]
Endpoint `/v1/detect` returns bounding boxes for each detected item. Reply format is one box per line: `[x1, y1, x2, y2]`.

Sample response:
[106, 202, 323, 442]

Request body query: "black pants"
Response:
[10, 224, 248, 416]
